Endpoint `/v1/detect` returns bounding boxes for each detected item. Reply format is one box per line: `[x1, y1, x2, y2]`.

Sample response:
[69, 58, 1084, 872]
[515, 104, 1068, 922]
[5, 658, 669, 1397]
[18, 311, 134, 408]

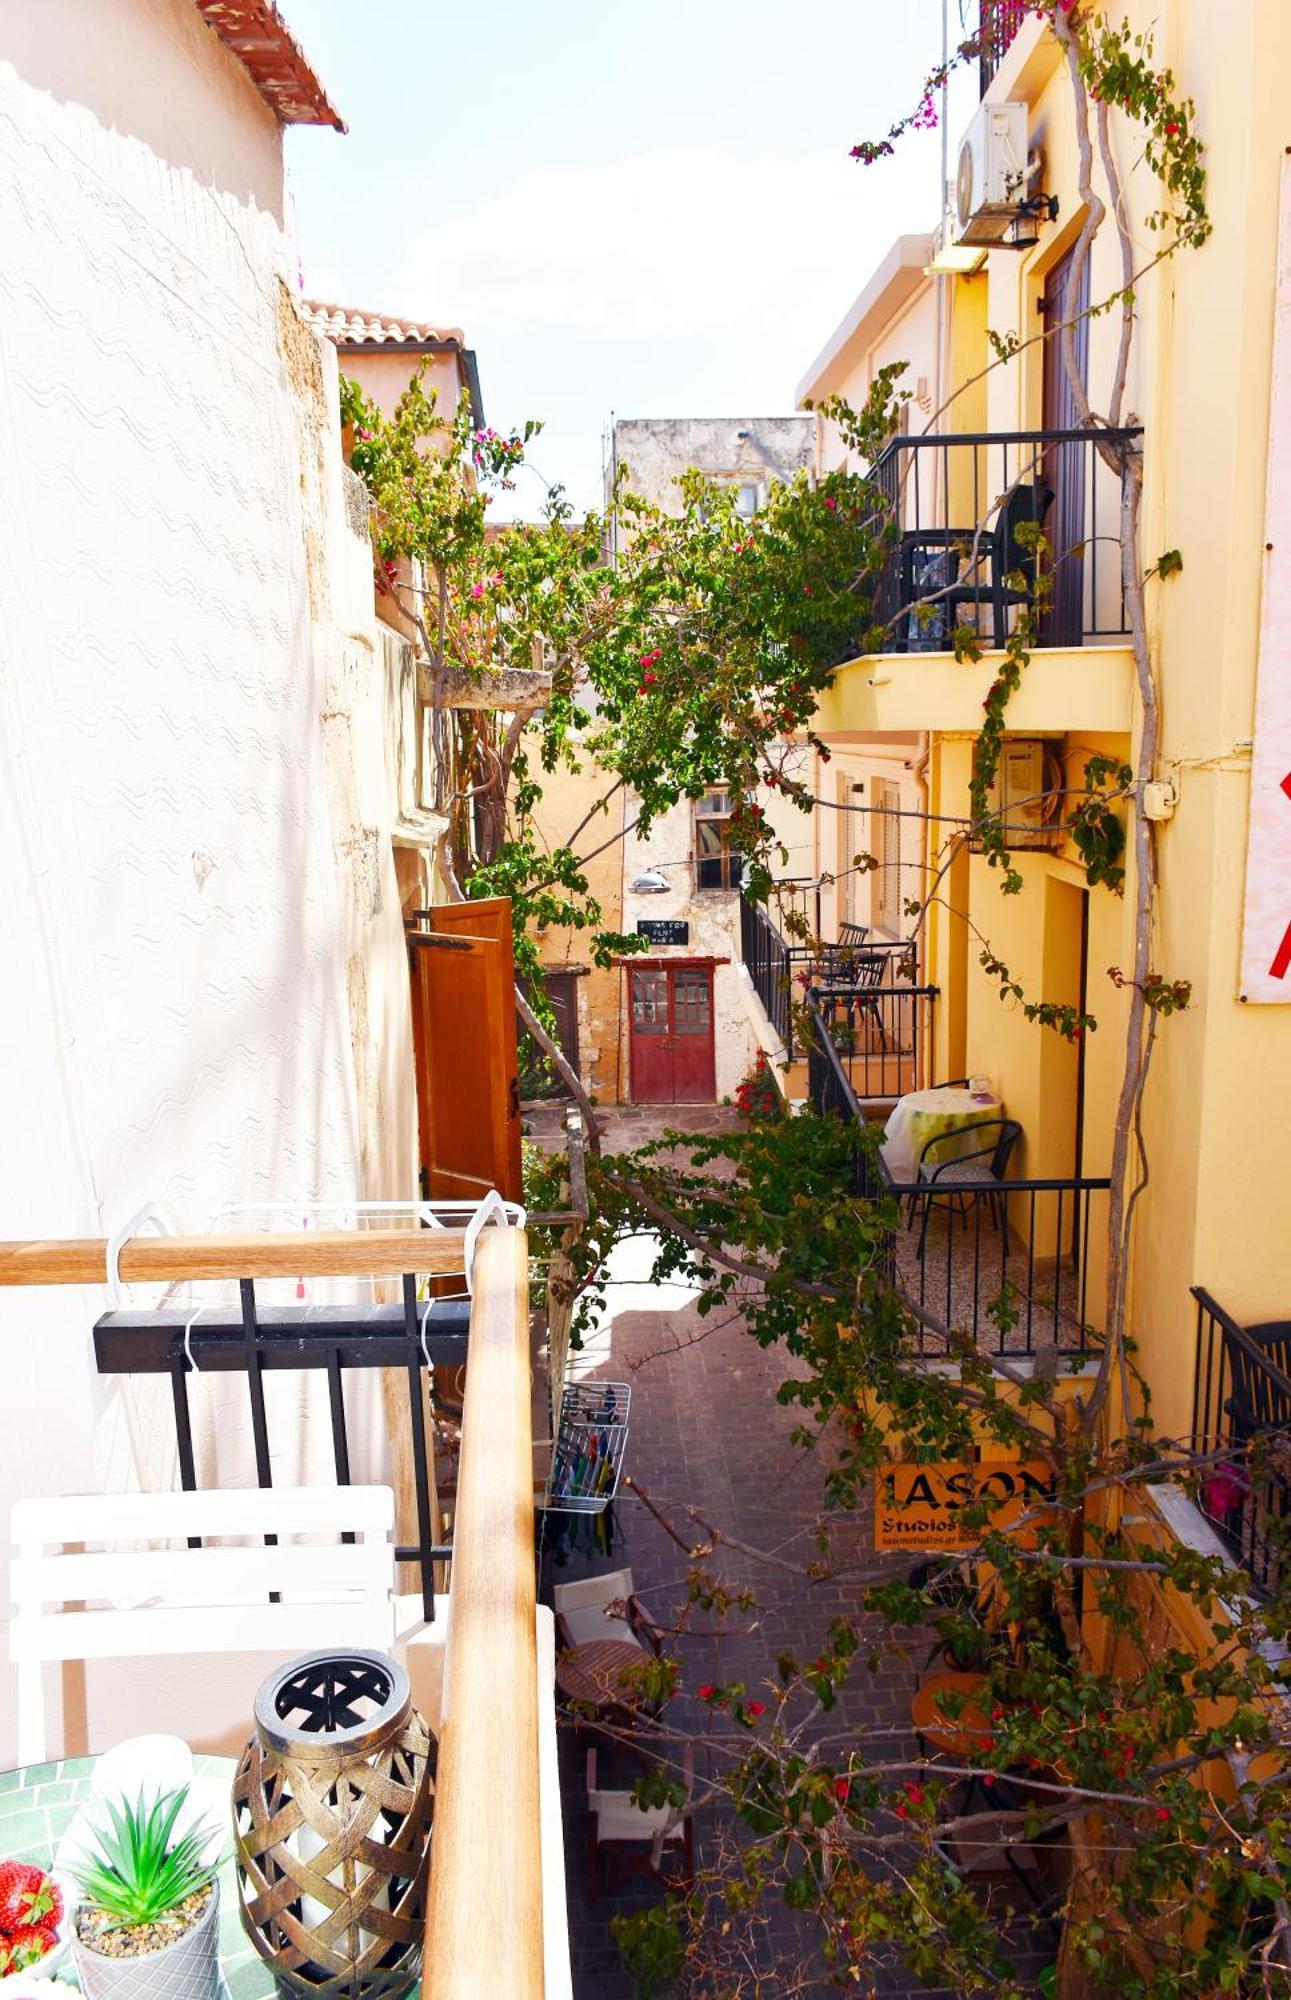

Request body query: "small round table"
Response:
[0, 1753, 427, 1997]
[882, 1086, 1004, 1184]
[910, 1669, 999, 1760]
[555, 1639, 651, 1709]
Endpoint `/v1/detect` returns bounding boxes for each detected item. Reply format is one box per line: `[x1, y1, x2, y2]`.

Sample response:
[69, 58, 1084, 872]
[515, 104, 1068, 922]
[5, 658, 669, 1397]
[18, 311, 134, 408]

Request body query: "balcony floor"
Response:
[889, 1200, 1099, 1360]
[532, 1106, 1060, 1995]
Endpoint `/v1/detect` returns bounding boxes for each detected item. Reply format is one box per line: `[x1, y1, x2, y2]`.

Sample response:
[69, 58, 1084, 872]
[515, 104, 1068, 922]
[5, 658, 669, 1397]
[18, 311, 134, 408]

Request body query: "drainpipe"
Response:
[911, 730, 931, 975]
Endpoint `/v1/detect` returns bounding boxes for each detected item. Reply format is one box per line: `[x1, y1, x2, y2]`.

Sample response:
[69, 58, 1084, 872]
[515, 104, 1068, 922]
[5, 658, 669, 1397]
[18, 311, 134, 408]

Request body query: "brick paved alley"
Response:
[530, 1104, 1059, 1998]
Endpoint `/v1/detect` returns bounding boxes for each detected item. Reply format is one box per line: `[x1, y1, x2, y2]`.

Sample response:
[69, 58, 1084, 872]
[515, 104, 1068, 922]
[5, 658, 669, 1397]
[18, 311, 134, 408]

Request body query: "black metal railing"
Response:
[1191, 1287, 1291, 1598]
[806, 995, 1105, 1358]
[812, 981, 936, 1105]
[94, 1279, 467, 1618]
[979, 0, 1030, 93]
[740, 892, 794, 1051]
[804, 997, 888, 1202]
[740, 892, 918, 1061]
[892, 1170, 1108, 1358]
[871, 427, 1143, 652]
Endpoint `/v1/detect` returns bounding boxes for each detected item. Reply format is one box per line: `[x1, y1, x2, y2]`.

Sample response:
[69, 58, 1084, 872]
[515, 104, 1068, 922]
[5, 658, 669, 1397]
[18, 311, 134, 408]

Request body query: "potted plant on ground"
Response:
[71, 1787, 219, 1999]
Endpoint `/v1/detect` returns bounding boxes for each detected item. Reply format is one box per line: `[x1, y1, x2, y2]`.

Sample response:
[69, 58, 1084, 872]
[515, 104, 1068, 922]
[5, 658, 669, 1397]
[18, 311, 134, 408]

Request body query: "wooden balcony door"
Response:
[629, 963, 716, 1104]
[408, 897, 524, 1203]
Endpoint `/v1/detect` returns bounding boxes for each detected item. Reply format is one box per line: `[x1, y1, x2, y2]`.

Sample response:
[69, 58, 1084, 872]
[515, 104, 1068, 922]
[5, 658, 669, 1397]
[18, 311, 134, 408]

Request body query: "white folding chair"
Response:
[585, 1742, 694, 1904]
[10, 1485, 397, 1766]
[551, 1567, 663, 1657]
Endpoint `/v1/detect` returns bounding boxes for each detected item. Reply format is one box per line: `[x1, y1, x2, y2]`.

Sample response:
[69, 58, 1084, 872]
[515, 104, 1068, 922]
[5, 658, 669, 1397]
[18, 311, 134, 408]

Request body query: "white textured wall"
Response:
[0, 0, 411, 1759]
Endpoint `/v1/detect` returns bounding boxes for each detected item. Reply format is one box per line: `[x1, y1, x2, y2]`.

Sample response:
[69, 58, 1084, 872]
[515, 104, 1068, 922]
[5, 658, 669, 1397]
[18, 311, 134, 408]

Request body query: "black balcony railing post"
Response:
[1190, 1285, 1291, 1597]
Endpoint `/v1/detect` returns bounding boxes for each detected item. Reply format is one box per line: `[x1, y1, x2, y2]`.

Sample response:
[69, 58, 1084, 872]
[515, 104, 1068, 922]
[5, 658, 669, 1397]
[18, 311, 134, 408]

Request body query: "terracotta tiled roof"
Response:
[303, 300, 465, 349]
[194, 2, 345, 132]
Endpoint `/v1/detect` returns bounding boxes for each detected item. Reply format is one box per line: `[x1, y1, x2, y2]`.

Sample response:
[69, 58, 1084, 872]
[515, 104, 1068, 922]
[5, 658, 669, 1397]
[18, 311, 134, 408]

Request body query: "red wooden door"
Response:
[408, 898, 523, 1203]
[629, 964, 716, 1103]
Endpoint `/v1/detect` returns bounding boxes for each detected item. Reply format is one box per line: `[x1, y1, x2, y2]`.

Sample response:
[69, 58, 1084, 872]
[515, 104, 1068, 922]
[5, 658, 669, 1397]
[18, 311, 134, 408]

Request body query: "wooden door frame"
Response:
[623, 957, 726, 1105]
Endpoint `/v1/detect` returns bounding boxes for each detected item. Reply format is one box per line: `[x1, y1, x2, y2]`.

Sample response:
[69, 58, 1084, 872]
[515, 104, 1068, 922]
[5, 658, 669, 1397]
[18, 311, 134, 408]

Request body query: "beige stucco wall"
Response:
[611, 415, 814, 517]
[523, 748, 627, 1103]
[803, 736, 925, 947]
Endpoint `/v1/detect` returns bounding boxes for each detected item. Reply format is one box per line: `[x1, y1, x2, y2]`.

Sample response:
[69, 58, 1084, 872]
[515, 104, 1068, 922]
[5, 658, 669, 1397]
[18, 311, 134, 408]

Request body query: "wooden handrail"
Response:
[0, 1231, 470, 1287]
[424, 1225, 543, 1997]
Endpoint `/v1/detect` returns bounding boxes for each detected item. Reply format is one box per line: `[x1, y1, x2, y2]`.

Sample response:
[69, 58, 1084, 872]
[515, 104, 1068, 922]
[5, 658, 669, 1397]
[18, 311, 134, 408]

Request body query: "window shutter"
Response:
[408, 898, 523, 1203]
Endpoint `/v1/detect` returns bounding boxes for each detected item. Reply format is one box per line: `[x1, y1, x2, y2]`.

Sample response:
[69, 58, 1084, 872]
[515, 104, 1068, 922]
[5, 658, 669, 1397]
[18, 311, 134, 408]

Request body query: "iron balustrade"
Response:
[887, 1169, 1107, 1359]
[978, 0, 1030, 93]
[870, 426, 1143, 652]
[94, 1280, 468, 1618]
[804, 998, 888, 1201]
[1191, 1287, 1291, 1598]
[805, 992, 1105, 1358]
[740, 891, 794, 1052]
[739, 892, 918, 1061]
[811, 980, 936, 1106]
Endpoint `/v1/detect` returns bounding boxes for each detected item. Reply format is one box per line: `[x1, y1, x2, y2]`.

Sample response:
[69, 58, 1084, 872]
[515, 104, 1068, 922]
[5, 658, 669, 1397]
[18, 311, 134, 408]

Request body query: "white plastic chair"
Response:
[585, 1743, 694, 1904]
[551, 1567, 664, 1657]
[10, 1486, 397, 1766]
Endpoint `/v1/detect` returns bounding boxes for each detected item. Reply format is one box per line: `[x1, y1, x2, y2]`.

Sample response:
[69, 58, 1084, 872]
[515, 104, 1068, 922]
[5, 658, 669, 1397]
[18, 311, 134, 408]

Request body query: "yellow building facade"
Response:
[797, 0, 1291, 1445]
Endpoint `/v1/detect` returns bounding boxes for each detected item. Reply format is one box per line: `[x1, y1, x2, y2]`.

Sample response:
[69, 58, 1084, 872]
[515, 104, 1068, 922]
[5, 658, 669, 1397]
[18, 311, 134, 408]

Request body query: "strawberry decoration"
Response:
[0, 1859, 62, 1974]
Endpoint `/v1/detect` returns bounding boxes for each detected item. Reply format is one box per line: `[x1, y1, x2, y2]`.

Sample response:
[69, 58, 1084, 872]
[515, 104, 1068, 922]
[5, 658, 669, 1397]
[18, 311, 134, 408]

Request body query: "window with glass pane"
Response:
[630, 969, 669, 1033]
[694, 791, 743, 891]
[672, 968, 712, 1034]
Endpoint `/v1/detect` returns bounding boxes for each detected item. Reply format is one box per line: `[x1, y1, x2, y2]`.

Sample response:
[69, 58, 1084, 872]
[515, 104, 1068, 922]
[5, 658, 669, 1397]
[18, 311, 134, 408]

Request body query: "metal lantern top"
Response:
[253, 1650, 413, 1765]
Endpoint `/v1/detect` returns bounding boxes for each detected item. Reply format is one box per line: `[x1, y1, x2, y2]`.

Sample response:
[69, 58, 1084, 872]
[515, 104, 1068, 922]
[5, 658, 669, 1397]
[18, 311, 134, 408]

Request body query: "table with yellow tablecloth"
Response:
[881, 1085, 1004, 1186]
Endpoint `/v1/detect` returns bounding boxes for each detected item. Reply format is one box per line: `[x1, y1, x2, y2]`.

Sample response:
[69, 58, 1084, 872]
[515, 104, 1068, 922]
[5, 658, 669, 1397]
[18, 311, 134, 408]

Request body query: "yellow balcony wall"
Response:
[817, 644, 1134, 738]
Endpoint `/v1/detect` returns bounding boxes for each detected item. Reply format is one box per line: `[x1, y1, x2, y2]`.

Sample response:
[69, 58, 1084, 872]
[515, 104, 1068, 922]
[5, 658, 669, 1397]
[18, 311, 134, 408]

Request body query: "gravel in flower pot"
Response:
[70, 1787, 220, 2000]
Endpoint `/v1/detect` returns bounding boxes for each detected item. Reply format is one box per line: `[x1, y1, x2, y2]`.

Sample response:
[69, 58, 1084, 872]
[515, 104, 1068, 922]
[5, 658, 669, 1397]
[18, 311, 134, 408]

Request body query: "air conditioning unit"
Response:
[984, 739, 1065, 848]
[955, 102, 1029, 246]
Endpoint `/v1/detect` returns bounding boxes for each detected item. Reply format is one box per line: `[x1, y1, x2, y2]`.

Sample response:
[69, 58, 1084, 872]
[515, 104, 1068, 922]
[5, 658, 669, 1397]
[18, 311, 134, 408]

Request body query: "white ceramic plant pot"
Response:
[72, 1876, 220, 2000]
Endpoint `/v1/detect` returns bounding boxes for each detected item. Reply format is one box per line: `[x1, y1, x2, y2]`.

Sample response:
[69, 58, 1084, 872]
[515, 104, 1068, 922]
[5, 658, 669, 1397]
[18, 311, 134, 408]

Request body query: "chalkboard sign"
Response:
[636, 919, 690, 945]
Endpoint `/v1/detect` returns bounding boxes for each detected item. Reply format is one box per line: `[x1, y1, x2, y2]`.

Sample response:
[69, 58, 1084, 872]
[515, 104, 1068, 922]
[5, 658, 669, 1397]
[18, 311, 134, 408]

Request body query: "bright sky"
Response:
[284, 2, 959, 518]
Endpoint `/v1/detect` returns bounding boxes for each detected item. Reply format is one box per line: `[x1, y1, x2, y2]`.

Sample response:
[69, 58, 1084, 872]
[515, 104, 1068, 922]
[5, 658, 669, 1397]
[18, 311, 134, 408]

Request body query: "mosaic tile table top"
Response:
[0, 1755, 424, 1998]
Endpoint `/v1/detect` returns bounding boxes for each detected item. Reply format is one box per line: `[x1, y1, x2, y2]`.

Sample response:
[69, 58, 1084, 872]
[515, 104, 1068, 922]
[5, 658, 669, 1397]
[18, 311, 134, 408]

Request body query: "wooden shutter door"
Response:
[409, 898, 523, 1203]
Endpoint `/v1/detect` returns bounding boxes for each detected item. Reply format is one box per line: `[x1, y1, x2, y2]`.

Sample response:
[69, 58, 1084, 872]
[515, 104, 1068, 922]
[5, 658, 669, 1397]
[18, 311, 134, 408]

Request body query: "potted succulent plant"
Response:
[71, 1787, 219, 2000]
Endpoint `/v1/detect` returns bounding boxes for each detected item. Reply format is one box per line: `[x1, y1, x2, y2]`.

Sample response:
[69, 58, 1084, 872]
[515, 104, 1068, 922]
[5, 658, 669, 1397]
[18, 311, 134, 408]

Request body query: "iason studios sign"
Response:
[874, 1459, 1057, 1552]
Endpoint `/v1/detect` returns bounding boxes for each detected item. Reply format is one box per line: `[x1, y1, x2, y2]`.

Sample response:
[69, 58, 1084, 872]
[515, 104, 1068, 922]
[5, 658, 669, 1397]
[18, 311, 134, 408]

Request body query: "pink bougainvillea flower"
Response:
[641, 672, 657, 686]
[1203, 1471, 1246, 1515]
[470, 582, 485, 600]
[698, 1684, 717, 1701]
[904, 1782, 924, 1804]
[894, 1802, 908, 1819]
[746, 1699, 766, 1719]
[823, 495, 838, 512]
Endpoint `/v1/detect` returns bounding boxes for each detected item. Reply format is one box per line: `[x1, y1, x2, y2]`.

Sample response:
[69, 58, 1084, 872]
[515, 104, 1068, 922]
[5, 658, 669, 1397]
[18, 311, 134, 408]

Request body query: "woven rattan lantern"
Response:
[233, 1650, 434, 1998]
